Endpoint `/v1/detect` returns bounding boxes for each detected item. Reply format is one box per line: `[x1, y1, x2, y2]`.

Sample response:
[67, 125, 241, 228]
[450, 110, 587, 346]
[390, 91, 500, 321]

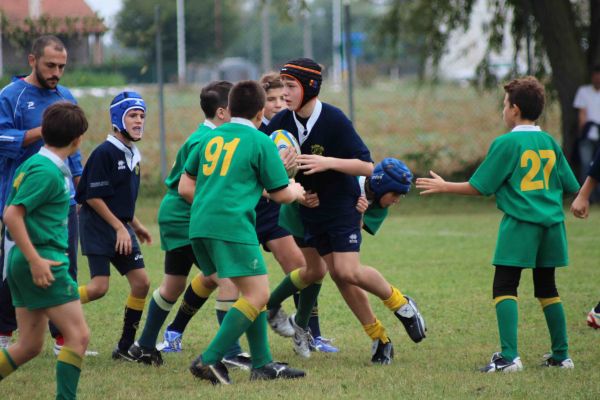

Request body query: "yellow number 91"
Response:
[520, 149, 556, 191]
[203, 137, 240, 176]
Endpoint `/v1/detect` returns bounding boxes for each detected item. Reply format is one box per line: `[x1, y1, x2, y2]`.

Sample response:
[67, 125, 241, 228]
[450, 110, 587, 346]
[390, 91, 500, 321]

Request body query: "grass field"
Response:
[2, 196, 599, 399]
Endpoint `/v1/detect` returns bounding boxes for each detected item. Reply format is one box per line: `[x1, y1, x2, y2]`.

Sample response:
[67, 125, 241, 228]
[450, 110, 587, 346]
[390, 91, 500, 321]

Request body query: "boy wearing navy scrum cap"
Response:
[75, 91, 153, 361]
[266, 59, 426, 363]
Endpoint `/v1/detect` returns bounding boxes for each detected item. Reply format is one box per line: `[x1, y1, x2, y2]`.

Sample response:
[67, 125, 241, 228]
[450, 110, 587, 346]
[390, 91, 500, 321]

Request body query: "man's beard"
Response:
[35, 66, 59, 89]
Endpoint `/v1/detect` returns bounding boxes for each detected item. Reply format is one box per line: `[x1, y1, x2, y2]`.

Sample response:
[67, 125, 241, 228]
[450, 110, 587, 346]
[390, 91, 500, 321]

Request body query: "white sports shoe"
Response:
[289, 314, 311, 358]
[268, 307, 294, 337]
[542, 353, 575, 369]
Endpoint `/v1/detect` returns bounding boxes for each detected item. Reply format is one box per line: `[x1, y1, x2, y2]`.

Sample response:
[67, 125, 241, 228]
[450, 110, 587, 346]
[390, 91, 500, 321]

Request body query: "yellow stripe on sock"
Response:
[233, 297, 259, 321]
[191, 274, 214, 298]
[538, 297, 561, 309]
[215, 300, 234, 312]
[494, 295, 518, 305]
[362, 319, 390, 343]
[383, 286, 407, 311]
[126, 294, 146, 311]
[0, 349, 17, 378]
[290, 269, 310, 290]
[78, 286, 89, 304]
[152, 289, 174, 311]
[57, 346, 82, 370]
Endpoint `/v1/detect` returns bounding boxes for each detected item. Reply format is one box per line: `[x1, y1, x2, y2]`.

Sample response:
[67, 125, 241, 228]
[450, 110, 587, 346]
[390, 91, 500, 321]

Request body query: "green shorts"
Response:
[190, 238, 267, 278]
[493, 215, 568, 268]
[7, 247, 79, 310]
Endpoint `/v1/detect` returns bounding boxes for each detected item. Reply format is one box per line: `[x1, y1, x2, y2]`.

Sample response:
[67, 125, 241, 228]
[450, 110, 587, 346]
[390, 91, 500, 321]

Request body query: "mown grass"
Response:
[2, 195, 599, 400]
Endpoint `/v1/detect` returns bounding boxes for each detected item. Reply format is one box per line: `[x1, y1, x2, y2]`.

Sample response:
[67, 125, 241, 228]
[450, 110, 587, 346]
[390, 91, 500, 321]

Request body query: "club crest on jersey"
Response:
[311, 144, 324, 156]
[118, 160, 126, 170]
[135, 164, 140, 175]
[27, 101, 35, 110]
[348, 233, 358, 244]
[13, 172, 24, 190]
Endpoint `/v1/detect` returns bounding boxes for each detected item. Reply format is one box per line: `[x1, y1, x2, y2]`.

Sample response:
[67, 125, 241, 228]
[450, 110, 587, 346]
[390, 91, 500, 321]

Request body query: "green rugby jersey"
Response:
[185, 118, 290, 244]
[469, 126, 580, 227]
[6, 148, 71, 250]
[158, 122, 214, 251]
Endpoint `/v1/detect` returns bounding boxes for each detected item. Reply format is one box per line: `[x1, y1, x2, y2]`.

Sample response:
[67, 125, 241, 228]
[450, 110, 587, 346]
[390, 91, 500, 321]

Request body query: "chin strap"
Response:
[121, 129, 141, 142]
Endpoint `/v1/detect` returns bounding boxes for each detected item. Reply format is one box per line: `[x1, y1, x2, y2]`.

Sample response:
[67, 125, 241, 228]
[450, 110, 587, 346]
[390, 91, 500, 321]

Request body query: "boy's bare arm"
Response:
[571, 176, 598, 218]
[130, 216, 152, 244]
[86, 197, 132, 255]
[269, 181, 305, 204]
[416, 171, 481, 196]
[296, 154, 373, 176]
[3, 205, 58, 288]
[178, 173, 196, 204]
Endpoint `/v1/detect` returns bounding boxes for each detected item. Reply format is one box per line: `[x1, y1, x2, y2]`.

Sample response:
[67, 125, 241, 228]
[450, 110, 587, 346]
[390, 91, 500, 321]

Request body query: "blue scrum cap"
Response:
[110, 91, 146, 136]
[370, 158, 413, 202]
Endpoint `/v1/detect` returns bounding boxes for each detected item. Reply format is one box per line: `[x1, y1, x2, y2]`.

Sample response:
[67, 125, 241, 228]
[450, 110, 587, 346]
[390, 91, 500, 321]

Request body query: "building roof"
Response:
[0, 0, 106, 34]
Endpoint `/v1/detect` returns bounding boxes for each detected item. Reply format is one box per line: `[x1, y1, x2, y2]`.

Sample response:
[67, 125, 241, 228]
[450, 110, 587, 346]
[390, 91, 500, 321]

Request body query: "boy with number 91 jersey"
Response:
[179, 80, 306, 385]
[417, 76, 580, 372]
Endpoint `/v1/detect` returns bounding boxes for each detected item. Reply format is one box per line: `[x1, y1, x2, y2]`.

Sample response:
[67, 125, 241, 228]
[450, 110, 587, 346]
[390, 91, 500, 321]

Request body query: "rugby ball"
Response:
[269, 129, 301, 178]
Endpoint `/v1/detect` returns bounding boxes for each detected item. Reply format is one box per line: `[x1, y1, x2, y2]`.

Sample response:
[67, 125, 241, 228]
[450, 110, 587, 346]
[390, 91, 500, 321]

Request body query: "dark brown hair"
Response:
[228, 80, 266, 120]
[31, 35, 65, 58]
[200, 80, 233, 118]
[260, 72, 283, 92]
[42, 102, 88, 147]
[503, 76, 545, 121]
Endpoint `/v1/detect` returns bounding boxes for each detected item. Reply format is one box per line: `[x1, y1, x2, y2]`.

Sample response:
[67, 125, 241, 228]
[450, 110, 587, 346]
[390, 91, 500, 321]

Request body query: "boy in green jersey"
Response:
[0, 102, 90, 399]
[128, 81, 250, 368]
[417, 76, 580, 371]
[179, 80, 306, 384]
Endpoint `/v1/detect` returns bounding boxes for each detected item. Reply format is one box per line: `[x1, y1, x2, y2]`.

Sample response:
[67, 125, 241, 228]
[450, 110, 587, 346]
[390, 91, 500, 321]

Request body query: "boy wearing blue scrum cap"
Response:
[75, 91, 153, 360]
[266, 58, 426, 364]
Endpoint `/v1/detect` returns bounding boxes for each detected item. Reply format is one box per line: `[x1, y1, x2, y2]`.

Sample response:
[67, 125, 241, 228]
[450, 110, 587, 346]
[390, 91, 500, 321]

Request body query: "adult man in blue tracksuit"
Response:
[0, 35, 84, 352]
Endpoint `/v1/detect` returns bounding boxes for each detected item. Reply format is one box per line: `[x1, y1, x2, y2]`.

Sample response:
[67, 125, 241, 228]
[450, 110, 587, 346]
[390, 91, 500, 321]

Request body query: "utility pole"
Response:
[332, 0, 342, 90]
[343, 2, 354, 122]
[261, 0, 272, 72]
[177, 0, 186, 84]
[303, 9, 313, 59]
[155, 5, 167, 180]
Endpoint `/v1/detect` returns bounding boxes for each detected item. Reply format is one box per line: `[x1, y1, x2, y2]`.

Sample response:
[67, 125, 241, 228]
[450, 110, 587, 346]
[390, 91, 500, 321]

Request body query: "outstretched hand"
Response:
[296, 154, 332, 175]
[415, 171, 447, 195]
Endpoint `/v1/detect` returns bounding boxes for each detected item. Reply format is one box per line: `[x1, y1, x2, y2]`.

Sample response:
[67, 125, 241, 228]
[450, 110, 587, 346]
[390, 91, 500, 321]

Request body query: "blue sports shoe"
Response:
[309, 336, 339, 353]
[160, 328, 182, 353]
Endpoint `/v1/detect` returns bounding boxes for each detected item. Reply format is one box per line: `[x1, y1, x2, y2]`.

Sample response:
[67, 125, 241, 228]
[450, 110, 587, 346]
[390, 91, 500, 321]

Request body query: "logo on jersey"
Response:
[13, 172, 25, 190]
[135, 164, 140, 175]
[27, 101, 35, 110]
[311, 144, 324, 156]
[348, 233, 358, 244]
[251, 259, 258, 270]
[118, 160, 126, 170]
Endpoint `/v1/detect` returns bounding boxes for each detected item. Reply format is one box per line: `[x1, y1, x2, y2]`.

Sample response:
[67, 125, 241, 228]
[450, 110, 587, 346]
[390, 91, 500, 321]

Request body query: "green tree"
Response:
[378, 0, 600, 164]
[114, 0, 241, 77]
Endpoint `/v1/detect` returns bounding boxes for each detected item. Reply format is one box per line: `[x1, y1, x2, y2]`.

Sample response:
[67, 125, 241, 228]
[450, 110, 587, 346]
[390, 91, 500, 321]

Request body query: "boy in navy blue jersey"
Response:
[75, 91, 152, 360]
[266, 58, 426, 362]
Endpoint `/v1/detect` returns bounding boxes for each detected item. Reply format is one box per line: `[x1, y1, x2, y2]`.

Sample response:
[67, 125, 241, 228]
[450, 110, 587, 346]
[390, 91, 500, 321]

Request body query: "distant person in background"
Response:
[0, 35, 84, 354]
[574, 65, 600, 200]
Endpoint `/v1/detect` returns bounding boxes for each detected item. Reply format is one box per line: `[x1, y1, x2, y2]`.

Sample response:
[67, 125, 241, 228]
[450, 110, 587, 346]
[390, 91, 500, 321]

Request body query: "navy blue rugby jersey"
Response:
[267, 101, 372, 223]
[76, 135, 141, 222]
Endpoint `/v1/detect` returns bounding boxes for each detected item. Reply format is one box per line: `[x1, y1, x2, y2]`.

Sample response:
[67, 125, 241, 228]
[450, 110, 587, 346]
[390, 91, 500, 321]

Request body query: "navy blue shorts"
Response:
[255, 198, 291, 251]
[164, 245, 198, 276]
[79, 210, 144, 276]
[304, 218, 362, 256]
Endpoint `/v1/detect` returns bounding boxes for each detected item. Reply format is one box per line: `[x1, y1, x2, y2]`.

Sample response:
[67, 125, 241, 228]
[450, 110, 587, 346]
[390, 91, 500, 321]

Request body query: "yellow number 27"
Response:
[520, 149, 556, 191]
[202, 137, 240, 176]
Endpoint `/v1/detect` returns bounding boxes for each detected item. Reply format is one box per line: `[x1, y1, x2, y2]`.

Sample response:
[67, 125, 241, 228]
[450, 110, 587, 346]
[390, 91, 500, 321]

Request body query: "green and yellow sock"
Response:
[216, 300, 244, 358]
[539, 297, 569, 361]
[267, 269, 308, 310]
[245, 307, 272, 369]
[118, 294, 146, 351]
[0, 348, 17, 381]
[383, 286, 407, 311]
[56, 346, 82, 400]
[138, 289, 175, 349]
[495, 296, 518, 362]
[294, 279, 322, 329]
[363, 319, 390, 343]
[168, 274, 214, 333]
[201, 297, 257, 365]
